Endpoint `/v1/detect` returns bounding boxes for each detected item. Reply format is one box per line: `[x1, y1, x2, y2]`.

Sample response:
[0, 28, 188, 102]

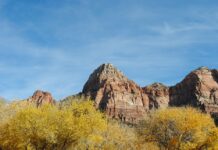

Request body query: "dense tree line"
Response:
[0, 99, 218, 150]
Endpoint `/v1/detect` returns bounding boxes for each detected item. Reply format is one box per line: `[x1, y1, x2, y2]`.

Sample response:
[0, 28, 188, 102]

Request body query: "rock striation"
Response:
[169, 67, 218, 123]
[27, 90, 55, 107]
[82, 64, 149, 123]
[81, 64, 218, 123]
[143, 83, 169, 109]
[170, 67, 218, 106]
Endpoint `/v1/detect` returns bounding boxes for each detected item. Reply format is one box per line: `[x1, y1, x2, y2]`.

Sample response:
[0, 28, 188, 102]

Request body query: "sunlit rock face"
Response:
[82, 63, 149, 123]
[27, 90, 55, 107]
[143, 83, 169, 109]
[80, 64, 218, 124]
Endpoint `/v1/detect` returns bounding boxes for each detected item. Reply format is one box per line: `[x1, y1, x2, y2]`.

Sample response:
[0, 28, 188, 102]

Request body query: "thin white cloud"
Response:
[1, 1, 218, 100]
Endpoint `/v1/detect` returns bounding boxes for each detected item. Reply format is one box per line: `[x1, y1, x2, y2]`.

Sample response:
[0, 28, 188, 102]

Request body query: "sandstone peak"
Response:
[145, 82, 168, 89]
[197, 66, 209, 71]
[143, 83, 169, 109]
[88, 63, 125, 80]
[82, 63, 149, 123]
[83, 63, 127, 93]
[170, 67, 218, 109]
[27, 90, 54, 107]
[192, 66, 211, 75]
[69, 65, 218, 124]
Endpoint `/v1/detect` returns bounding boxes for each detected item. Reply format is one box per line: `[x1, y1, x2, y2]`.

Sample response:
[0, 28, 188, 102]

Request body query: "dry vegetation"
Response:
[0, 99, 218, 150]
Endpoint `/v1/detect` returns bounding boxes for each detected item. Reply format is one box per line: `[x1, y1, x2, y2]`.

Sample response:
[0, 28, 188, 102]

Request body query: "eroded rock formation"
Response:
[143, 83, 169, 109]
[81, 64, 218, 123]
[170, 67, 218, 123]
[170, 67, 218, 106]
[27, 90, 54, 107]
[82, 64, 149, 123]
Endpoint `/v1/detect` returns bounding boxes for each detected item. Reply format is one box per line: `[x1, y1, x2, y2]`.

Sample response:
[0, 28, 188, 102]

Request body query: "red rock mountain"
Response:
[27, 90, 55, 107]
[143, 83, 169, 109]
[82, 64, 218, 123]
[82, 64, 149, 123]
[170, 67, 218, 118]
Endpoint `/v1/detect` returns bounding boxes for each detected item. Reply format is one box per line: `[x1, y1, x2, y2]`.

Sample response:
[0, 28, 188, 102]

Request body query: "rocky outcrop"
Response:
[170, 67, 218, 107]
[27, 90, 54, 107]
[143, 83, 169, 109]
[76, 64, 218, 123]
[170, 67, 218, 121]
[82, 64, 149, 123]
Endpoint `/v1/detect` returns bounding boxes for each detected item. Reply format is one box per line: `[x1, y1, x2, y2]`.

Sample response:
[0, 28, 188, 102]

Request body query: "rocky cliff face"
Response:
[143, 83, 169, 109]
[27, 90, 54, 107]
[82, 64, 218, 123]
[170, 67, 218, 120]
[82, 64, 149, 123]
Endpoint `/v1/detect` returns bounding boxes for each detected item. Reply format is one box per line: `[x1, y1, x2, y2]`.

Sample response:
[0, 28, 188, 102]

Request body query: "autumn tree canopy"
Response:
[1, 99, 218, 150]
[0, 100, 136, 150]
[137, 107, 218, 150]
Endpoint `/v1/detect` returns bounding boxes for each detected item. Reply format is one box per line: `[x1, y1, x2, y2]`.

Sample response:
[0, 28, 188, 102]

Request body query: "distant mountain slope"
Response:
[27, 90, 55, 107]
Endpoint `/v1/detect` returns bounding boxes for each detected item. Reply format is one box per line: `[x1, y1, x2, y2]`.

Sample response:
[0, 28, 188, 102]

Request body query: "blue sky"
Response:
[0, 0, 218, 100]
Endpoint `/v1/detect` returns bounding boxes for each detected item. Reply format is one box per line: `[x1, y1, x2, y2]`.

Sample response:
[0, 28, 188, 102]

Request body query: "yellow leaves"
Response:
[88, 134, 104, 143]
[100, 120, 137, 150]
[180, 142, 198, 150]
[203, 127, 218, 149]
[0, 100, 113, 150]
[169, 137, 179, 147]
[137, 107, 218, 150]
[64, 100, 107, 138]
[0, 98, 5, 107]
[3, 98, 218, 150]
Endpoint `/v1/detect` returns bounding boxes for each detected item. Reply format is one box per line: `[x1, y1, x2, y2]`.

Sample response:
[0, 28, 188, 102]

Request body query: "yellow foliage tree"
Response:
[64, 100, 108, 150]
[63, 100, 137, 150]
[0, 99, 138, 150]
[0, 98, 5, 107]
[99, 120, 136, 150]
[137, 107, 218, 150]
[1, 105, 71, 149]
[0, 100, 108, 150]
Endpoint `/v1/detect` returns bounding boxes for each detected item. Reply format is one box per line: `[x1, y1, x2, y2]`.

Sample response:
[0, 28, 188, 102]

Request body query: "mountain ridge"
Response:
[80, 63, 218, 123]
[11, 63, 218, 124]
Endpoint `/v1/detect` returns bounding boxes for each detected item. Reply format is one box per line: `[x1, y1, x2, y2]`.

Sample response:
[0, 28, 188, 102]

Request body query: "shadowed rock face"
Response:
[169, 67, 218, 123]
[169, 67, 218, 124]
[82, 64, 149, 123]
[143, 83, 169, 109]
[170, 67, 218, 107]
[212, 69, 218, 83]
[28, 90, 54, 107]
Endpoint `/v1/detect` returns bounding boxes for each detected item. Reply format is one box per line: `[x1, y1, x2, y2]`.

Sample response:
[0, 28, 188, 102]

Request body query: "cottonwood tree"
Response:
[0, 101, 107, 150]
[137, 107, 218, 150]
